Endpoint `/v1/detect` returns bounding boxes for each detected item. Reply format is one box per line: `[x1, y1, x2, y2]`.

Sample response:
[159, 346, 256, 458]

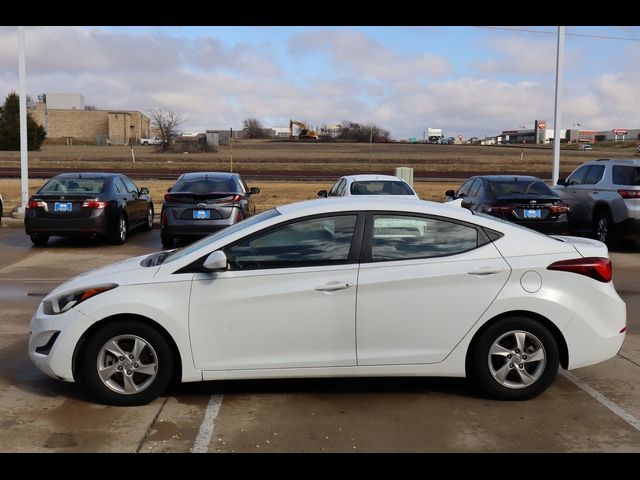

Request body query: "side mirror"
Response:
[139, 187, 150, 195]
[445, 189, 456, 198]
[202, 251, 228, 272]
[317, 190, 328, 198]
[249, 187, 260, 195]
[461, 199, 473, 209]
[556, 178, 566, 186]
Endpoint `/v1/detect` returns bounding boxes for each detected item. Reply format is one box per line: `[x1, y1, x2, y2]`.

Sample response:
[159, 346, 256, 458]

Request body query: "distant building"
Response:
[29, 93, 150, 145]
[270, 126, 290, 138]
[205, 129, 241, 146]
[593, 129, 640, 142]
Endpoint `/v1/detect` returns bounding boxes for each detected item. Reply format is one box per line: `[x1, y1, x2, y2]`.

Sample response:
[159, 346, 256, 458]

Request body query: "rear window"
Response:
[173, 178, 239, 193]
[489, 180, 554, 197]
[350, 181, 414, 195]
[38, 178, 105, 194]
[612, 166, 640, 186]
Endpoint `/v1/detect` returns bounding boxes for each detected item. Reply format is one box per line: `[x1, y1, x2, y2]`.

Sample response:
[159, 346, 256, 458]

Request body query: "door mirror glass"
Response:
[202, 251, 228, 272]
[317, 190, 328, 198]
[249, 187, 261, 195]
[139, 187, 150, 195]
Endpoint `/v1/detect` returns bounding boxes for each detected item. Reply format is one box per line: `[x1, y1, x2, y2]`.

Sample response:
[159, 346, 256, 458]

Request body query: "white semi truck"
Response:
[425, 128, 444, 144]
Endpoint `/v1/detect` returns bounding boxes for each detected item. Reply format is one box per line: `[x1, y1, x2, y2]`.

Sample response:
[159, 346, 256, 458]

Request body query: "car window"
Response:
[350, 181, 414, 195]
[584, 165, 605, 185]
[122, 177, 139, 194]
[114, 178, 127, 194]
[38, 178, 105, 194]
[225, 214, 358, 270]
[468, 179, 482, 197]
[327, 180, 341, 197]
[567, 165, 591, 186]
[612, 166, 640, 186]
[457, 179, 474, 197]
[238, 177, 249, 193]
[336, 180, 348, 197]
[370, 215, 479, 262]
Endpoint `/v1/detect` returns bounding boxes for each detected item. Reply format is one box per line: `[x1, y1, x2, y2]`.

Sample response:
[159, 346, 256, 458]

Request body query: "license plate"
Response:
[193, 210, 210, 220]
[54, 202, 72, 212]
[523, 209, 541, 219]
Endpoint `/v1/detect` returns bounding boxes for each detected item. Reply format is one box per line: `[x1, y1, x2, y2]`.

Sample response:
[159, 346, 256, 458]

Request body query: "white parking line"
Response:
[191, 394, 224, 453]
[560, 370, 640, 432]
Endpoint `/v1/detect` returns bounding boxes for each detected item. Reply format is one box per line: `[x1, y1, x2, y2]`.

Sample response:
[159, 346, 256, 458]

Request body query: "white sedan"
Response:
[29, 197, 625, 405]
[317, 174, 419, 199]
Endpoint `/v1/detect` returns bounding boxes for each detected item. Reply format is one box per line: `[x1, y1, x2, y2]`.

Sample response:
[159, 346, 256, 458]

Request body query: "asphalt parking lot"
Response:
[1, 225, 640, 452]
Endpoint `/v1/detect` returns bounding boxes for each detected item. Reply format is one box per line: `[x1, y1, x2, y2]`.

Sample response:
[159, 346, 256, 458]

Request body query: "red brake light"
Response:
[617, 189, 640, 199]
[547, 257, 612, 283]
[82, 200, 109, 209]
[27, 200, 47, 209]
[482, 204, 515, 214]
[164, 193, 174, 202]
[548, 204, 570, 214]
[218, 194, 242, 204]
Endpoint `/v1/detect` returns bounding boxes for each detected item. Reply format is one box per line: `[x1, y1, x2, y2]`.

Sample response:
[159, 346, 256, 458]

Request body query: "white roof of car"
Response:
[342, 174, 408, 182]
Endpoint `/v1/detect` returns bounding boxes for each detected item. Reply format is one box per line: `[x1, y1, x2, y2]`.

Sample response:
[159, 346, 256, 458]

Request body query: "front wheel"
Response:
[142, 206, 154, 231]
[469, 317, 559, 400]
[30, 233, 49, 246]
[78, 320, 174, 406]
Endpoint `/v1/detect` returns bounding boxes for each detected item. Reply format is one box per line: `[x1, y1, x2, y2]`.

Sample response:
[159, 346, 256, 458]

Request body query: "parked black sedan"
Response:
[25, 173, 154, 246]
[160, 172, 260, 247]
[445, 175, 570, 235]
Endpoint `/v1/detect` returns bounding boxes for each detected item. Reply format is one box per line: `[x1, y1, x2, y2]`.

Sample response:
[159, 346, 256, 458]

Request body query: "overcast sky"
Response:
[1, 26, 639, 139]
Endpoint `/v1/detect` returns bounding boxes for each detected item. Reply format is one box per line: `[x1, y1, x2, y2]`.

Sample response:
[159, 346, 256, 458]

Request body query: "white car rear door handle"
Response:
[315, 282, 354, 292]
[468, 267, 504, 276]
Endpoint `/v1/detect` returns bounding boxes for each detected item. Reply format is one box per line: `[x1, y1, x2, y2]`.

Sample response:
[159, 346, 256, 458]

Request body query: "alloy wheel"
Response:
[97, 335, 158, 394]
[488, 330, 546, 389]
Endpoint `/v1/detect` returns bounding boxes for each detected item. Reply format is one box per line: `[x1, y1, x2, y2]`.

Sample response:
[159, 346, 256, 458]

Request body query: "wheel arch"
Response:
[72, 313, 183, 386]
[465, 310, 569, 376]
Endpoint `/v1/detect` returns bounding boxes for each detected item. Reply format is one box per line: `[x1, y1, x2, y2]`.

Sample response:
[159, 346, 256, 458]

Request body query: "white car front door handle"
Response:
[314, 282, 354, 292]
[468, 267, 504, 276]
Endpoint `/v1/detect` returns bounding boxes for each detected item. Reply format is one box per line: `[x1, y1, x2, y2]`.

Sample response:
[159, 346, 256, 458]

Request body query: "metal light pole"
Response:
[17, 26, 29, 217]
[551, 26, 565, 186]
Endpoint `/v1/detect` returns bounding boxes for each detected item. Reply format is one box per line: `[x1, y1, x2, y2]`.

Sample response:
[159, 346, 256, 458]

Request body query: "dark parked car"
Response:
[160, 172, 260, 248]
[446, 175, 570, 235]
[25, 173, 154, 246]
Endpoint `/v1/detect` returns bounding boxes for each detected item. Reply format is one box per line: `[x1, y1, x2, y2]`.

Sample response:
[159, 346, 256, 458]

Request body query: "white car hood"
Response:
[46, 253, 160, 298]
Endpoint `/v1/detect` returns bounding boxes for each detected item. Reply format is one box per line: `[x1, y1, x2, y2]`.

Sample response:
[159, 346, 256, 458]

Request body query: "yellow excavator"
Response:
[289, 119, 319, 140]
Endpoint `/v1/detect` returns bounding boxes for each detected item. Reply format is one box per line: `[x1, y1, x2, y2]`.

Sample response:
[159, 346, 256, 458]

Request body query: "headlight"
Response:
[43, 284, 118, 315]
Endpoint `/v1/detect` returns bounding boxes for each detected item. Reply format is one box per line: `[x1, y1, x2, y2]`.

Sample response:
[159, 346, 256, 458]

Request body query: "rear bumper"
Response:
[161, 206, 241, 237]
[25, 209, 112, 236]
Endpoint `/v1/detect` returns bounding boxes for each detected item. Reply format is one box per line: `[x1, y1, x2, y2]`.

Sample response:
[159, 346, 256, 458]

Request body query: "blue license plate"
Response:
[54, 202, 73, 212]
[193, 209, 210, 220]
[523, 209, 541, 219]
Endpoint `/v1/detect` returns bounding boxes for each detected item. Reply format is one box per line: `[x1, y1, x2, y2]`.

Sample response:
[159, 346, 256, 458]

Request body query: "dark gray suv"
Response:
[553, 159, 640, 246]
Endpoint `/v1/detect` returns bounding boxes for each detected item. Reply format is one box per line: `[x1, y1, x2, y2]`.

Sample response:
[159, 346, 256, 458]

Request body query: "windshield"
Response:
[489, 180, 555, 197]
[163, 208, 281, 263]
[350, 181, 414, 195]
[38, 178, 105, 194]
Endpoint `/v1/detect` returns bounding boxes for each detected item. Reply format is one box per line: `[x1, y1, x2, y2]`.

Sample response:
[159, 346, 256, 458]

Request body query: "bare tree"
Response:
[243, 117, 269, 139]
[339, 120, 391, 143]
[148, 108, 185, 152]
[84, 105, 97, 111]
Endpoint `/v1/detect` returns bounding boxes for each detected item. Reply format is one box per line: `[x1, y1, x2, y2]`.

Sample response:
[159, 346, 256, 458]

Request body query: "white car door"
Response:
[356, 213, 511, 365]
[189, 213, 362, 371]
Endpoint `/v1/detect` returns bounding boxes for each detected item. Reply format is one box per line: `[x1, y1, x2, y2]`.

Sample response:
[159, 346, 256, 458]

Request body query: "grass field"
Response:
[0, 178, 461, 216]
[0, 140, 637, 176]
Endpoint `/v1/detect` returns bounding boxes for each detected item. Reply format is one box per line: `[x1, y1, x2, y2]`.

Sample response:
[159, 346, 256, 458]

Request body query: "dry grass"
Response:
[0, 178, 460, 216]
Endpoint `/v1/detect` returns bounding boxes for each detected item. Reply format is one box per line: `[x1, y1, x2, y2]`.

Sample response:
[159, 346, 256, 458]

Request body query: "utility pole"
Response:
[369, 127, 373, 167]
[229, 127, 233, 173]
[17, 26, 28, 217]
[552, 26, 565, 186]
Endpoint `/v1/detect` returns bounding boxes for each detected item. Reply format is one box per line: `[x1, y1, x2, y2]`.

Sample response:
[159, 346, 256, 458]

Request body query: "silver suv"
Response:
[553, 159, 640, 246]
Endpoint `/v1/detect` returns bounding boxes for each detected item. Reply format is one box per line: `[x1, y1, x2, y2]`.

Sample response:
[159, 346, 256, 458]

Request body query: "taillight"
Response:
[218, 194, 242, 205]
[161, 209, 168, 226]
[235, 209, 243, 222]
[547, 257, 612, 283]
[82, 200, 109, 209]
[27, 200, 47, 209]
[164, 193, 174, 202]
[548, 204, 570, 214]
[482, 204, 515, 214]
[617, 189, 640, 199]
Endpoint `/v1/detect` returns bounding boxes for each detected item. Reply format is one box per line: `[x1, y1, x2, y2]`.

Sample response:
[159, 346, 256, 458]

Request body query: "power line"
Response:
[474, 26, 640, 42]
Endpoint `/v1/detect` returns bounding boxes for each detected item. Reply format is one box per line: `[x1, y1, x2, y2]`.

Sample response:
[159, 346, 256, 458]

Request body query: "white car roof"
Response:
[342, 174, 408, 182]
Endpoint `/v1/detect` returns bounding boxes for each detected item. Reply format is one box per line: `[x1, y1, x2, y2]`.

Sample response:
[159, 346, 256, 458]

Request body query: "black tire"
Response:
[30, 232, 49, 246]
[142, 206, 154, 232]
[161, 232, 173, 248]
[469, 317, 559, 400]
[593, 209, 618, 248]
[110, 214, 128, 245]
[78, 320, 174, 406]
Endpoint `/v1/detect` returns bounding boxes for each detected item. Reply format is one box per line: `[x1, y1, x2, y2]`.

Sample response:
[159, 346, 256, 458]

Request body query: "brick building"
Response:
[28, 94, 150, 145]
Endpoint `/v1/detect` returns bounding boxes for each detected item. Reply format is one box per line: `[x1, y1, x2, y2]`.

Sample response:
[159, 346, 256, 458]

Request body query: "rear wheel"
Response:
[142, 206, 154, 231]
[594, 209, 617, 248]
[78, 320, 174, 406]
[469, 317, 559, 400]
[110, 214, 128, 245]
[30, 233, 49, 246]
[161, 232, 173, 248]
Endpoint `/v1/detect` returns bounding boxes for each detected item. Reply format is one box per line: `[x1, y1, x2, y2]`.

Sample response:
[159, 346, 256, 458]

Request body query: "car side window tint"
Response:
[224, 215, 358, 270]
[370, 215, 479, 262]
[584, 165, 605, 185]
[336, 180, 347, 196]
[114, 178, 127, 194]
[122, 177, 138, 194]
[327, 180, 341, 197]
[457, 179, 474, 197]
[238, 178, 249, 193]
[567, 165, 590, 186]
[468, 179, 482, 197]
